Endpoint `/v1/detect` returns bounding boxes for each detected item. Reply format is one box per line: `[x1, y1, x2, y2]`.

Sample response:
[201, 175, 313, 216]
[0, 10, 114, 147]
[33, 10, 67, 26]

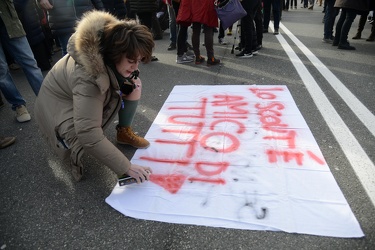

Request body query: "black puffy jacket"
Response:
[128, 0, 158, 13]
[14, 0, 45, 46]
[102, 0, 127, 19]
[38, 0, 104, 36]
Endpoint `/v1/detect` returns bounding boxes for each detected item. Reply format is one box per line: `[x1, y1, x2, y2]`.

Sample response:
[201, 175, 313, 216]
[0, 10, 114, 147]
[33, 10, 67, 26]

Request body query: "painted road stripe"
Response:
[269, 24, 375, 207]
[280, 23, 375, 138]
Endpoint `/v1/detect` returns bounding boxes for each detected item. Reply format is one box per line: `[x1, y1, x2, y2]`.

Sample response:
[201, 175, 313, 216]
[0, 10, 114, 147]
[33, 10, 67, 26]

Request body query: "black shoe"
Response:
[167, 43, 176, 50]
[338, 44, 356, 50]
[236, 50, 253, 58]
[332, 41, 339, 46]
[151, 56, 159, 61]
[274, 29, 279, 35]
[253, 44, 262, 52]
[252, 45, 261, 55]
[322, 38, 333, 44]
[207, 57, 221, 65]
[263, 28, 268, 33]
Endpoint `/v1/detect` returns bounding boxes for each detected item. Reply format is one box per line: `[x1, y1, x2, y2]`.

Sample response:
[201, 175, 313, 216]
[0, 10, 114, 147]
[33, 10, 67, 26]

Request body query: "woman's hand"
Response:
[126, 164, 152, 184]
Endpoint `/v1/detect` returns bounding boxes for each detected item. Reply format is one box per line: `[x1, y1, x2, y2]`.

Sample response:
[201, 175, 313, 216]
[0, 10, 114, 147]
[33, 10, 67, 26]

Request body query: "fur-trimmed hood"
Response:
[67, 10, 120, 78]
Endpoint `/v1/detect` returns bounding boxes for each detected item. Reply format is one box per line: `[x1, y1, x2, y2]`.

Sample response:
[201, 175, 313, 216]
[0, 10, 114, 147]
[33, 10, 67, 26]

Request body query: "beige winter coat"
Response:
[34, 11, 131, 175]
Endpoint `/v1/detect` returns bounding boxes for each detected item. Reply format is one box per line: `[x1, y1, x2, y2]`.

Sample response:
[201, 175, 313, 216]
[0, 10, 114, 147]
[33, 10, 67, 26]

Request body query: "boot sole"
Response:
[116, 140, 150, 149]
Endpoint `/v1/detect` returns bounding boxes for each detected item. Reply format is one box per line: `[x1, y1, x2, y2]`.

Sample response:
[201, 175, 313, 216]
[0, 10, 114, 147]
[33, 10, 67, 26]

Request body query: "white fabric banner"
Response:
[106, 85, 364, 238]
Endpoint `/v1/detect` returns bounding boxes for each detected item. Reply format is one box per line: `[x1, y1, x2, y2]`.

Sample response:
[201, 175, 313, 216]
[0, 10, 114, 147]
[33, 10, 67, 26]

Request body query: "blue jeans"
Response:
[323, 0, 336, 39]
[334, 8, 357, 45]
[57, 33, 71, 56]
[0, 21, 43, 110]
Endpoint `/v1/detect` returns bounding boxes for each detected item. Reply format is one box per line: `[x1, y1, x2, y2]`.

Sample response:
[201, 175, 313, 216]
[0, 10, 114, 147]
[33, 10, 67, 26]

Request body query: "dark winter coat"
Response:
[334, 0, 370, 14]
[128, 0, 158, 13]
[14, 0, 45, 46]
[102, 0, 127, 19]
[37, 0, 104, 36]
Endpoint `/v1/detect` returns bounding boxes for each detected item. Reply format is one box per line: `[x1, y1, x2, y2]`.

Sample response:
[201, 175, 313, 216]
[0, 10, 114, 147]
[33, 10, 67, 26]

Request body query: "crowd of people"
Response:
[1, 0, 374, 182]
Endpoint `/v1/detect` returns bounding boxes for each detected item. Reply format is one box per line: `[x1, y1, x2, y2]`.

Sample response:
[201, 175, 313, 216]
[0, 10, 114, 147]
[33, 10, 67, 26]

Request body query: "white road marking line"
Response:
[280, 23, 375, 138]
[268, 24, 375, 207]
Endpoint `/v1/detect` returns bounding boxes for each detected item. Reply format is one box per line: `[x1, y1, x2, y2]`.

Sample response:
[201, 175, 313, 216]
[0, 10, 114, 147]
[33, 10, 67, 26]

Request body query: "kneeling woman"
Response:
[35, 11, 154, 182]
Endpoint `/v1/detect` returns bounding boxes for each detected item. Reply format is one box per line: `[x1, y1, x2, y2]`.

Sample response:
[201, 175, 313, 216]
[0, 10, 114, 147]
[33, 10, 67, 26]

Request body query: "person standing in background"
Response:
[102, 0, 127, 19]
[128, 0, 160, 61]
[177, 0, 221, 66]
[0, 0, 43, 122]
[263, 0, 281, 34]
[333, 0, 369, 50]
[14, 0, 52, 71]
[37, 0, 104, 56]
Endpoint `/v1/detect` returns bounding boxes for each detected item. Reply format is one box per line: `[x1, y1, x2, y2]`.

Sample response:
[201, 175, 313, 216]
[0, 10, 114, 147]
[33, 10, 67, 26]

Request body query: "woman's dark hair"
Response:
[100, 20, 154, 64]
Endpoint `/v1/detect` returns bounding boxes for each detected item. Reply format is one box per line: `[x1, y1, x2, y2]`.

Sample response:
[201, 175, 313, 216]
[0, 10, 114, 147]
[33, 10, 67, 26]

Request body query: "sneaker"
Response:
[236, 50, 253, 58]
[195, 55, 205, 65]
[16, 105, 31, 123]
[274, 29, 279, 35]
[176, 53, 194, 64]
[252, 45, 262, 55]
[0, 136, 16, 149]
[151, 56, 159, 62]
[116, 125, 150, 149]
[218, 38, 228, 45]
[207, 57, 221, 65]
[322, 38, 333, 43]
[167, 43, 176, 50]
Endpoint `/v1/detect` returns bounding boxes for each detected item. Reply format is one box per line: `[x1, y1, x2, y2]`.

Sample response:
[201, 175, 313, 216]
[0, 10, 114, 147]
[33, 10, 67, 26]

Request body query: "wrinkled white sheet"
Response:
[106, 85, 364, 238]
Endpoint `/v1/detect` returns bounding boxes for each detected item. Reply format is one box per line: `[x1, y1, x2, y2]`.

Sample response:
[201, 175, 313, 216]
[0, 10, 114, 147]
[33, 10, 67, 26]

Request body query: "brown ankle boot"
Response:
[116, 125, 150, 149]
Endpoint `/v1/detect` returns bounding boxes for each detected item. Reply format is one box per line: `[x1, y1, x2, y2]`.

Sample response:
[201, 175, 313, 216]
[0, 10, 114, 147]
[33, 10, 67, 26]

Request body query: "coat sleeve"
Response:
[176, 0, 192, 26]
[72, 80, 131, 176]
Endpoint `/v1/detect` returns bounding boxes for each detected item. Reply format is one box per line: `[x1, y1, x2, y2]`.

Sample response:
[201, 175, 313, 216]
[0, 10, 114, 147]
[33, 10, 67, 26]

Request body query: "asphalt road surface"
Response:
[1, 6, 374, 250]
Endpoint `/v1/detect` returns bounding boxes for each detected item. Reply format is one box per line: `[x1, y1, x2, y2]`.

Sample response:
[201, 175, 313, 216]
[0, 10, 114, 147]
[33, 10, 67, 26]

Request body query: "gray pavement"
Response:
[1, 5, 375, 250]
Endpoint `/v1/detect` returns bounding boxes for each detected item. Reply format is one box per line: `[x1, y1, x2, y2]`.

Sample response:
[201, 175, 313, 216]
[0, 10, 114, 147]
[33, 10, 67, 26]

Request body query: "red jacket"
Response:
[176, 0, 218, 27]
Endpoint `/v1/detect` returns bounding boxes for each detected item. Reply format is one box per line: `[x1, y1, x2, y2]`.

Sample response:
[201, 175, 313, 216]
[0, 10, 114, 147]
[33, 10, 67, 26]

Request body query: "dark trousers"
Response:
[137, 12, 153, 30]
[241, 2, 259, 52]
[192, 23, 214, 58]
[334, 8, 357, 45]
[177, 25, 188, 56]
[263, 0, 281, 30]
[323, 0, 337, 39]
[254, 2, 263, 46]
